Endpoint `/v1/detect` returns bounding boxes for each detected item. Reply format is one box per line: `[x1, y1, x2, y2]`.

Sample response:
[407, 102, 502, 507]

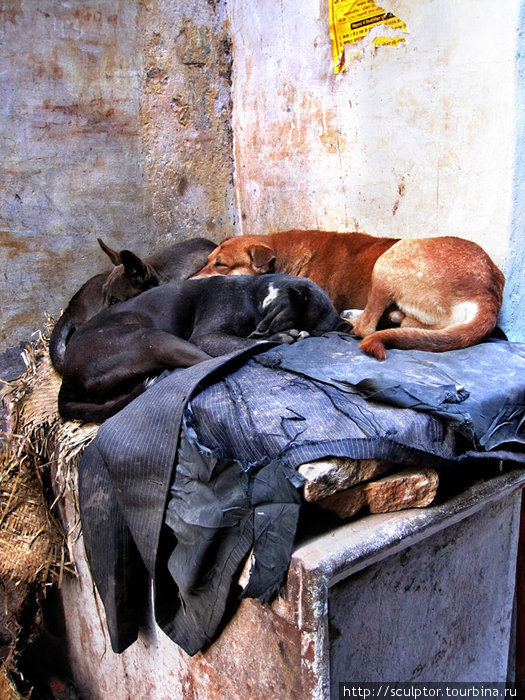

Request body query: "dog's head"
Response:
[98, 238, 159, 306]
[250, 277, 341, 341]
[193, 236, 277, 278]
[284, 280, 341, 336]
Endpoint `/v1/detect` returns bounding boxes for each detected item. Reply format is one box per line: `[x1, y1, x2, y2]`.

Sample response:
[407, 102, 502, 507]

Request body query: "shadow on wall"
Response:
[500, 2, 525, 342]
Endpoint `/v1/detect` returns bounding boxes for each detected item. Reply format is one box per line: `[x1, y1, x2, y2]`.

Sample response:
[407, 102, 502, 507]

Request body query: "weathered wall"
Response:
[139, 0, 235, 241]
[227, 0, 519, 274]
[0, 0, 234, 355]
[1, 0, 524, 355]
[1, 1, 145, 351]
[58, 469, 524, 696]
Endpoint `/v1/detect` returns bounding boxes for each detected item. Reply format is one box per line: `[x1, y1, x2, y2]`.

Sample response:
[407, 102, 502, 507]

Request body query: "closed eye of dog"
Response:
[214, 260, 228, 268]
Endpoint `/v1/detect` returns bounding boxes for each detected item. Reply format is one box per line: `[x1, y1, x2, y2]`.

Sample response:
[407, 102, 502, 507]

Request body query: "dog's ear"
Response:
[248, 244, 276, 272]
[98, 238, 122, 266]
[120, 250, 158, 288]
[287, 285, 309, 309]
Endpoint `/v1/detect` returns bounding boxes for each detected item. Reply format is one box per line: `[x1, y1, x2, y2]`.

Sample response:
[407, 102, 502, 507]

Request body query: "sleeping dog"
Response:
[58, 274, 341, 423]
[50, 237, 216, 374]
[194, 231, 505, 359]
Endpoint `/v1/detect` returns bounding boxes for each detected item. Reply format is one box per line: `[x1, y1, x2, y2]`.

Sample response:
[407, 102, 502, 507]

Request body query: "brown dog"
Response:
[194, 230, 398, 312]
[194, 230, 505, 359]
[350, 236, 505, 359]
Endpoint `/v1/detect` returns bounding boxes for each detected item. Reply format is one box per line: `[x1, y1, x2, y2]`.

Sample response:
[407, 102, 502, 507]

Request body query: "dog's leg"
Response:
[193, 329, 303, 356]
[147, 330, 211, 368]
[351, 280, 393, 338]
[388, 309, 406, 325]
[252, 284, 323, 339]
[338, 309, 363, 333]
[341, 307, 406, 330]
[189, 331, 258, 357]
[340, 309, 363, 324]
[58, 381, 148, 423]
[59, 328, 211, 422]
[251, 298, 297, 338]
[64, 326, 210, 401]
[399, 315, 428, 329]
[266, 329, 309, 344]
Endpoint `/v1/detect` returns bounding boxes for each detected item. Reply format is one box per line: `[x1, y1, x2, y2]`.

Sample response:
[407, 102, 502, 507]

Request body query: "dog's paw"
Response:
[388, 309, 405, 325]
[342, 311, 377, 338]
[268, 329, 310, 344]
[337, 317, 357, 334]
[340, 309, 363, 326]
[359, 334, 387, 360]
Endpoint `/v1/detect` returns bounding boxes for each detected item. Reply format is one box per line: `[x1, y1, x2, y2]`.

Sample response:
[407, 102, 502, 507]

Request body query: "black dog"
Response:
[58, 274, 341, 423]
[50, 237, 216, 374]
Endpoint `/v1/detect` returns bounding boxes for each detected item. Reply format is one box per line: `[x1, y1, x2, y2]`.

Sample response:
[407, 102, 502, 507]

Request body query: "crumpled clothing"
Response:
[78, 333, 525, 658]
[162, 428, 300, 653]
[252, 334, 525, 457]
[78, 344, 276, 655]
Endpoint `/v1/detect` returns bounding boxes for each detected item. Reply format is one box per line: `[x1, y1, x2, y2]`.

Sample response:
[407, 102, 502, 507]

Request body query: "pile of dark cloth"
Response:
[78, 334, 525, 655]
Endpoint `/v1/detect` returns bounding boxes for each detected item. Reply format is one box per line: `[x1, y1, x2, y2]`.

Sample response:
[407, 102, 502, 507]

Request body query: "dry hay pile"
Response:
[0, 324, 98, 696]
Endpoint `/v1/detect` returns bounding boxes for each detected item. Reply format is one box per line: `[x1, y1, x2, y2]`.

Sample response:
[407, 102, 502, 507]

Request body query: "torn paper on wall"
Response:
[329, 0, 409, 73]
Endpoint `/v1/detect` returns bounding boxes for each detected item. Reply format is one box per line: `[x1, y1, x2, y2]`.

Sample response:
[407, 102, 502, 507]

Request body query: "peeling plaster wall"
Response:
[139, 0, 235, 241]
[227, 0, 519, 275]
[0, 0, 234, 353]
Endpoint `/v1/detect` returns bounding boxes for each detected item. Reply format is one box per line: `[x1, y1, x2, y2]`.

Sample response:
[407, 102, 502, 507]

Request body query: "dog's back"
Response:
[49, 272, 108, 374]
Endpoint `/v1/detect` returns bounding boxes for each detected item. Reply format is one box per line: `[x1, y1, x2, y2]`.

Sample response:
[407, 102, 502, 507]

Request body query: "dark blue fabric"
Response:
[184, 360, 459, 471]
[255, 334, 525, 454]
[184, 334, 525, 468]
[78, 344, 277, 655]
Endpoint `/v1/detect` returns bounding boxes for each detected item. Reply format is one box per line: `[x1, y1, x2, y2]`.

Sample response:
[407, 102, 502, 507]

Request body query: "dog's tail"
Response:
[49, 314, 77, 374]
[359, 295, 502, 361]
[58, 382, 146, 423]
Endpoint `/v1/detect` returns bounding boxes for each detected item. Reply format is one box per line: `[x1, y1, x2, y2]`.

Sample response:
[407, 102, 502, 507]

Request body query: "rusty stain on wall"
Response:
[0, 2, 22, 29]
[0, 229, 31, 259]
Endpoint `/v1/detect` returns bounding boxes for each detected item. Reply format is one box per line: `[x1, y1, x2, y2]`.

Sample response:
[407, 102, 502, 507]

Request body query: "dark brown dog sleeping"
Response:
[194, 230, 505, 359]
[49, 237, 216, 373]
[58, 274, 341, 423]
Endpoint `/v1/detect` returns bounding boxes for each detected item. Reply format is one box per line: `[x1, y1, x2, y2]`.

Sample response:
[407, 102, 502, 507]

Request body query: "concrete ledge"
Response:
[60, 469, 525, 698]
[294, 467, 525, 585]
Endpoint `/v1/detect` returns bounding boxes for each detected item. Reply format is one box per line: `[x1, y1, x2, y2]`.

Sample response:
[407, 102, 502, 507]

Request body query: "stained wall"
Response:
[1, 0, 524, 357]
[0, 0, 234, 355]
[227, 0, 523, 337]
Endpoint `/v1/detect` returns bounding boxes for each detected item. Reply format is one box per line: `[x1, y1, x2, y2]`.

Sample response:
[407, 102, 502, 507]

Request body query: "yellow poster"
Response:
[329, 0, 409, 73]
